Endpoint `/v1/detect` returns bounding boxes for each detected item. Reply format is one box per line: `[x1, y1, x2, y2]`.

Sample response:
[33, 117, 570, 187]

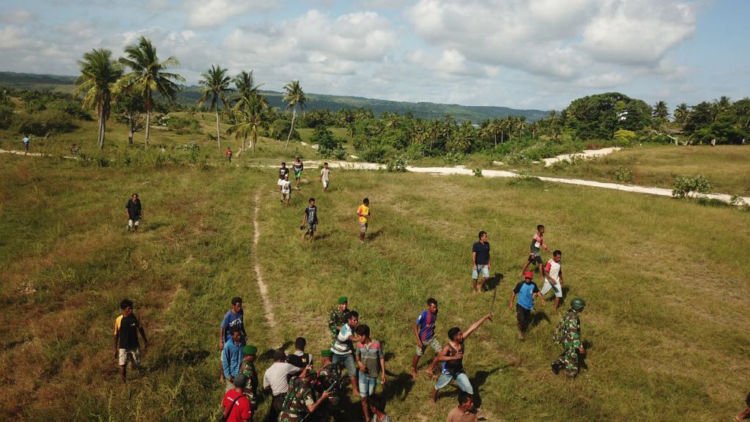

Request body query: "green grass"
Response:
[532, 145, 750, 196]
[1, 153, 748, 421]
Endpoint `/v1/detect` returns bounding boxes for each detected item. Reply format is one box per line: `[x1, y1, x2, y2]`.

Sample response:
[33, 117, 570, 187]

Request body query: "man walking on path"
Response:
[510, 271, 544, 340]
[320, 162, 331, 192]
[223, 327, 245, 390]
[432, 313, 493, 403]
[471, 231, 491, 293]
[300, 198, 318, 241]
[220, 297, 247, 381]
[328, 296, 349, 341]
[113, 299, 148, 383]
[221, 374, 252, 422]
[292, 156, 304, 189]
[551, 298, 586, 378]
[355, 324, 386, 422]
[126, 193, 142, 232]
[263, 350, 301, 421]
[331, 310, 362, 396]
[22, 134, 30, 154]
[357, 198, 371, 243]
[523, 225, 549, 278]
[541, 250, 564, 311]
[411, 297, 440, 380]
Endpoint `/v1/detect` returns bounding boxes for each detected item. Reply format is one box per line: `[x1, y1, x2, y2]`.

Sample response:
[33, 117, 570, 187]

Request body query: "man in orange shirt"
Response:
[356, 198, 371, 243]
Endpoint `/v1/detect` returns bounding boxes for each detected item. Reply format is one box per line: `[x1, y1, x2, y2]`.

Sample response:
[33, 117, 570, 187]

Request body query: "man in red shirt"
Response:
[221, 373, 252, 422]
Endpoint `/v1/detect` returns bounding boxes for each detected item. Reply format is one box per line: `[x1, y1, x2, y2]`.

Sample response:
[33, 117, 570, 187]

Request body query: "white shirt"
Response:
[320, 168, 330, 182]
[278, 179, 291, 194]
[262, 362, 300, 395]
[332, 323, 353, 355]
[545, 259, 561, 283]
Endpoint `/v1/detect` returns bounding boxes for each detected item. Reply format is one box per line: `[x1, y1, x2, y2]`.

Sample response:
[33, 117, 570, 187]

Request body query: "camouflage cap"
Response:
[571, 298, 586, 310]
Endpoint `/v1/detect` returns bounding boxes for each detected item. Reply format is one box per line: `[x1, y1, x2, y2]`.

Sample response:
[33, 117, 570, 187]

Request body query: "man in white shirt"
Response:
[278, 174, 292, 205]
[331, 310, 361, 396]
[263, 350, 301, 420]
[541, 250, 564, 310]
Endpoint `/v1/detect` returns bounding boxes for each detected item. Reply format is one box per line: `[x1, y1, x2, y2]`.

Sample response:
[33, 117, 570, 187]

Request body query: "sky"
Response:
[0, 0, 748, 111]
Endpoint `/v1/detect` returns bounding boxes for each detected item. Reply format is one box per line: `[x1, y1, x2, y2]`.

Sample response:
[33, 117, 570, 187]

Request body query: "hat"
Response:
[321, 349, 333, 357]
[243, 345, 257, 356]
[233, 374, 248, 388]
[337, 296, 348, 304]
[523, 271, 534, 279]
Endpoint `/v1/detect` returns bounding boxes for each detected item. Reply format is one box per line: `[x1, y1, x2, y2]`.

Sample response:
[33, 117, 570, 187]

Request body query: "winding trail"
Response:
[253, 190, 277, 333]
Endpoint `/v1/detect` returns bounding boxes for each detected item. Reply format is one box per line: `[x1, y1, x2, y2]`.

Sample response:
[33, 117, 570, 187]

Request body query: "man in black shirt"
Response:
[471, 231, 491, 293]
[114, 299, 148, 383]
[286, 337, 313, 369]
[126, 193, 142, 232]
[301, 198, 318, 241]
[279, 162, 289, 180]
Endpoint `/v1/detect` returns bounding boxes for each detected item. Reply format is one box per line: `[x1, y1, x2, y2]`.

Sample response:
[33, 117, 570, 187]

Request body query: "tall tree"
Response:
[234, 70, 258, 99]
[653, 101, 669, 121]
[674, 103, 690, 127]
[230, 91, 269, 153]
[118, 36, 183, 146]
[75, 48, 122, 149]
[198, 65, 233, 149]
[283, 80, 306, 148]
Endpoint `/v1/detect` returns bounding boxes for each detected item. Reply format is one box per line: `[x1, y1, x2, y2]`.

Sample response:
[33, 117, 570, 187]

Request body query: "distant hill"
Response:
[0, 71, 549, 122]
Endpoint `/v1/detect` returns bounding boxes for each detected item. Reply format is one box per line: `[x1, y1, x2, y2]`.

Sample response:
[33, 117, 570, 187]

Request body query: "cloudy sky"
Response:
[0, 0, 747, 110]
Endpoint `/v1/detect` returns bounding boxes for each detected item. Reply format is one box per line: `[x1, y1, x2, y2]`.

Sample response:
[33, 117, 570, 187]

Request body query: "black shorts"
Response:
[516, 304, 532, 331]
[528, 254, 542, 265]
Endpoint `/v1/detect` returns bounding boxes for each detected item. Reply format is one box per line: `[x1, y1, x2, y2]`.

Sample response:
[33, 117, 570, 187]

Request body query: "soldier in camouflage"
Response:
[313, 350, 344, 421]
[241, 345, 259, 416]
[551, 298, 586, 378]
[278, 366, 330, 422]
[328, 297, 349, 340]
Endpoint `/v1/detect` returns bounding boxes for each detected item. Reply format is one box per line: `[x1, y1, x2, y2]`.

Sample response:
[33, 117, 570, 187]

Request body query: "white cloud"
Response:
[0, 9, 34, 24]
[185, 0, 275, 28]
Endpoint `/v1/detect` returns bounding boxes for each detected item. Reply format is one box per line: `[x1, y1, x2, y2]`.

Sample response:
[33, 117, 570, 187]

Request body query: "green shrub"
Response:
[473, 168, 483, 177]
[15, 110, 77, 136]
[672, 175, 712, 198]
[166, 116, 201, 134]
[386, 156, 408, 172]
[614, 166, 633, 183]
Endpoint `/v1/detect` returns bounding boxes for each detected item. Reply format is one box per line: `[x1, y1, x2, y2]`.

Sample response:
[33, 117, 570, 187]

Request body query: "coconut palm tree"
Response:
[118, 36, 183, 146]
[234, 70, 258, 99]
[198, 65, 233, 149]
[230, 91, 269, 153]
[75, 48, 122, 150]
[283, 80, 306, 148]
[674, 103, 690, 127]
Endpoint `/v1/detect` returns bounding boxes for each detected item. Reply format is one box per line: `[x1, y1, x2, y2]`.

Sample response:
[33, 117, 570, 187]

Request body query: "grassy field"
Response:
[1, 150, 749, 421]
[532, 145, 750, 196]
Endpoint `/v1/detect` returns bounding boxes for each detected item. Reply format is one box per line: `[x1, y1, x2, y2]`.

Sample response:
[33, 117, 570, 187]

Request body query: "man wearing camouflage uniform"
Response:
[241, 345, 259, 417]
[551, 298, 586, 378]
[314, 350, 344, 421]
[328, 297, 349, 340]
[278, 367, 330, 422]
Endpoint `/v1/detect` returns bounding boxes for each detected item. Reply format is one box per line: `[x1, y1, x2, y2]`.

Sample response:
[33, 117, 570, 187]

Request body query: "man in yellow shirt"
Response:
[356, 198, 370, 243]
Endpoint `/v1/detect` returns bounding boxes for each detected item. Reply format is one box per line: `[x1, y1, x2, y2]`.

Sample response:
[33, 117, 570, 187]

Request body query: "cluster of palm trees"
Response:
[76, 36, 307, 151]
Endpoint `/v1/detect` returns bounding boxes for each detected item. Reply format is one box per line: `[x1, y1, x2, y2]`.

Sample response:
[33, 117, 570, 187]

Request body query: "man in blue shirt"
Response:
[411, 297, 440, 379]
[509, 271, 544, 340]
[220, 297, 246, 381]
[223, 327, 244, 391]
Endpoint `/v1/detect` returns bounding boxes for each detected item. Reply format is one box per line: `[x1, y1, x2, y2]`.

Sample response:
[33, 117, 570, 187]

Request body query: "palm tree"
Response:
[75, 48, 122, 150]
[674, 103, 690, 127]
[198, 65, 233, 149]
[283, 80, 306, 148]
[118, 36, 183, 146]
[230, 92, 269, 153]
[234, 70, 258, 99]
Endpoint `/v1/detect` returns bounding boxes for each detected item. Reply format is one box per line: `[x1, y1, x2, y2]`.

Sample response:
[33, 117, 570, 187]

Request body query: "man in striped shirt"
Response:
[411, 298, 440, 380]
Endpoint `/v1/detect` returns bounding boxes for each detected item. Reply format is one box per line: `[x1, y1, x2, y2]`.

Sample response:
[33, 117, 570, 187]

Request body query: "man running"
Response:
[523, 225, 549, 278]
[126, 193, 142, 232]
[471, 231, 491, 293]
[542, 250, 564, 311]
[357, 198, 371, 243]
[300, 198, 318, 241]
[432, 313, 493, 403]
[113, 299, 148, 383]
[292, 156, 304, 189]
[412, 298, 440, 379]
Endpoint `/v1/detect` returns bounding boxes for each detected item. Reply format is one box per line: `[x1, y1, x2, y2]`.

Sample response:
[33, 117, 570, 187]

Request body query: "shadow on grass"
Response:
[484, 272, 504, 291]
[367, 229, 384, 242]
[470, 366, 505, 409]
[147, 220, 170, 231]
[148, 348, 210, 371]
[382, 370, 415, 402]
[260, 342, 293, 362]
[530, 311, 551, 328]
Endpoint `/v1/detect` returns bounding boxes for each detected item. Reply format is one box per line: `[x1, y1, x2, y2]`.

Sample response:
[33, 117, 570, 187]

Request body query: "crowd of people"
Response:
[114, 159, 593, 422]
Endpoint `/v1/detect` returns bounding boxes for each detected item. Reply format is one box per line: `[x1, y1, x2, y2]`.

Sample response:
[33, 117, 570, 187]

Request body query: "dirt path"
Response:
[253, 190, 277, 333]
[541, 147, 621, 167]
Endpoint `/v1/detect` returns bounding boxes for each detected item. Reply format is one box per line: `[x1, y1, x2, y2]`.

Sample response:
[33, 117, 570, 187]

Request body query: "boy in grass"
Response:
[320, 162, 331, 191]
[331, 310, 362, 396]
[412, 297, 440, 380]
[433, 313, 493, 403]
[220, 297, 246, 381]
[113, 299, 148, 383]
[328, 296, 349, 341]
[357, 198, 371, 243]
[355, 324, 386, 422]
[125, 193, 142, 232]
[292, 156, 304, 189]
[223, 327, 245, 391]
[471, 231, 491, 293]
[541, 250, 564, 311]
[279, 161, 289, 180]
[279, 174, 292, 205]
[509, 271, 544, 340]
[523, 224, 549, 278]
[300, 198, 318, 241]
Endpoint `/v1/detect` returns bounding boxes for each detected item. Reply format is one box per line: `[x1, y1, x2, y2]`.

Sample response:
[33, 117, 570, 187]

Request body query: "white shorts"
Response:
[322, 180, 329, 189]
[542, 278, 563, 298]
[128, 219, 140, 227]
[472, 265, 490, 280]
[118, 348, 141, 367]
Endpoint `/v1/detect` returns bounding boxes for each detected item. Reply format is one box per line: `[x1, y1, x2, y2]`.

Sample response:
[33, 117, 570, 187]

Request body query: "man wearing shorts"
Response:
[278, 162, 289, 180]
[331, 310, 362, 396]
[292, 157, 304, 189]
[320, 162, 331, 192]
[126, 193, 142, 232]
[542, 250, 564, 311]
[113, 299, 148, 383]
[523, 224, 549, 278]
[355, 324, 385, 422]
[509, 271, 544, 340]
[411, 297, 440, 379]
[357, 198, 370, 243]
[301, 198, 318, 241]
[278, 174, 292, 205]
[471, 231, 491, 293]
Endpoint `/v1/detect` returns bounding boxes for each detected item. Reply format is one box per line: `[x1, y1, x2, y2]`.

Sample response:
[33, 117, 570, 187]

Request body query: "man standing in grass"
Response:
[331, 310, 362, 396]
[292, 156, 304, 189]
[113, 299, 148, 383]
[279, 174, 292, 205]
[355, 324, 386, 422]
[509, 271, 544, 340]
[226, 146, 233, 162]
[300, 198, 318, 241]
[411, 297, 440, 380]
[263, 350, 302, 421]
[221, 374, 252, 422]
[471, 231, 491, 293]
[357, 198, 371, 243]
[223, 327, 245, 391]
[220, 297, 247, 382]
[240, 345, 259, 415]
[126, 193, 142, 232]
[541, 250, 564, 311]
[432, 313, 493, 403]
[320, 162, 331, 192]
[446, 392, 477, 422]
[328, 296, 349, 341]
[22, 134, 30, 154]
[551, 298, 586, 378]
[286, 337, 313, 368]
[523, 224, 549, 278]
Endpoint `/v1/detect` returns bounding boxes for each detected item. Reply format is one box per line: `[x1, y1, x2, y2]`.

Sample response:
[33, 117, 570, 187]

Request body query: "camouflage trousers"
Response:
[553, 347, 579, 377]
[279, 411, 307, 422]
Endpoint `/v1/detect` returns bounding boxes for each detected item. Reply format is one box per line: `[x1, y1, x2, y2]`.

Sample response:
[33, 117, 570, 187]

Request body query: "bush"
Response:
[473, 168, 483, 177]
[361, 145, 389, 163]
[672, 175, 712, 198]
[614, 166, 633, 183]
[386, 156, 408, 172]
[15, 110, 77, 136]
[166, 116, 201, 134]
[0, 104, 13, 129]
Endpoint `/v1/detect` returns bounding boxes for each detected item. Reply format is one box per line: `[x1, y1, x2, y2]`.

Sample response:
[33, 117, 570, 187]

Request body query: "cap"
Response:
[243, 345, 257, 356]
[337, 296, 348, 304]
[523, 271, 534, 279]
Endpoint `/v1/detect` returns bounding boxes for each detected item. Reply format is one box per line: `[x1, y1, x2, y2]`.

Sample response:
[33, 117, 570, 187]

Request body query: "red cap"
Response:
[523, 271, 534, 279]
